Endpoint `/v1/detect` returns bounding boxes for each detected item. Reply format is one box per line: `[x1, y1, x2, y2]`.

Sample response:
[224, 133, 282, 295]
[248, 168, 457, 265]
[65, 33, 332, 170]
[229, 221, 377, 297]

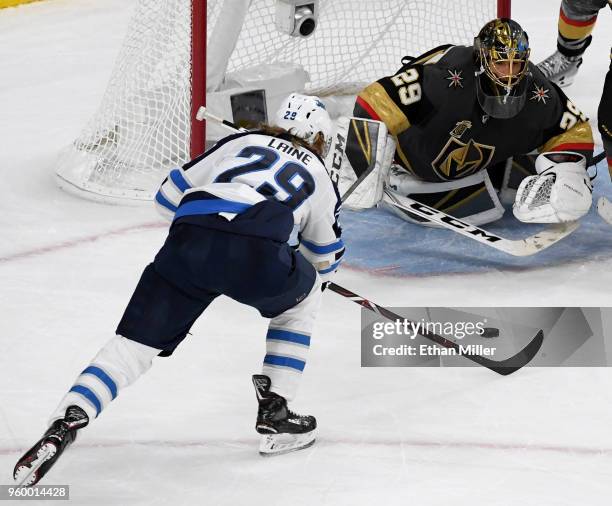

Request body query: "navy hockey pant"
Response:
[116, 218, 317, 355]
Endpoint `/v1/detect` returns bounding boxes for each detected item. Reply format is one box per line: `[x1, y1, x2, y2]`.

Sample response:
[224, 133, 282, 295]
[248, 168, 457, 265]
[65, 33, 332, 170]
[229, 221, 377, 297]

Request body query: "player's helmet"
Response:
[274, 93, 333, 156]
[474, 18, 531, 119]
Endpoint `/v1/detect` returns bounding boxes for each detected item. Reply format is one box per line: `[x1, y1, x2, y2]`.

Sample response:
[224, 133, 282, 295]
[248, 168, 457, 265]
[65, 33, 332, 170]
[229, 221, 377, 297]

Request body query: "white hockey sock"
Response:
[262, 281, 322, 402]
[48, 336, 160, 425]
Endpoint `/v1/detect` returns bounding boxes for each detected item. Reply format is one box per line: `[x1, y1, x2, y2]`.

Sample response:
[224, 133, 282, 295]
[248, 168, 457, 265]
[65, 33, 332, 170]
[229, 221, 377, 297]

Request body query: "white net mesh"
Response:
[56, 0, 192, 201]
[56, 0, 501, 202]
[214, 0, 498, 95]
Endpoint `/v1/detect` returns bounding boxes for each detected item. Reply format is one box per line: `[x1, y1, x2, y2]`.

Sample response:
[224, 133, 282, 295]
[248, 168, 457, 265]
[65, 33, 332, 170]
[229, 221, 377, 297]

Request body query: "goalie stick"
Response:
[359, 153, 607, 256]
[199, 105, 599, 249]
[382, 188, 579, 257]
[327, 282, 544, 375]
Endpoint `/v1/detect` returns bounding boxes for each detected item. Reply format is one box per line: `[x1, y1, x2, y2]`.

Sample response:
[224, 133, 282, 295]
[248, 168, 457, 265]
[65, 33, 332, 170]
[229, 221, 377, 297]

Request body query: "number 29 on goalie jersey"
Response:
[154, 131, 344, 281]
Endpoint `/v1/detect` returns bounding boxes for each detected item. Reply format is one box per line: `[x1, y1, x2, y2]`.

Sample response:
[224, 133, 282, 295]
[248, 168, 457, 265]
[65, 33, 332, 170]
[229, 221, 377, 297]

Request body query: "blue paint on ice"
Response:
[339, 160, 612, 277]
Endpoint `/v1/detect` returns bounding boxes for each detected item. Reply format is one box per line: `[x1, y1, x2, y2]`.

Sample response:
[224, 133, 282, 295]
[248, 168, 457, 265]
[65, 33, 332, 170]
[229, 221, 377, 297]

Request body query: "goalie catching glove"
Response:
[513, 151, 592, 223]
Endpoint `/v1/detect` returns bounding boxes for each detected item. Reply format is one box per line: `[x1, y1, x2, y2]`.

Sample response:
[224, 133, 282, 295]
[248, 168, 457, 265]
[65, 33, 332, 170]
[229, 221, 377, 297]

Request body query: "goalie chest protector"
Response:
[355, 45, 583, 183]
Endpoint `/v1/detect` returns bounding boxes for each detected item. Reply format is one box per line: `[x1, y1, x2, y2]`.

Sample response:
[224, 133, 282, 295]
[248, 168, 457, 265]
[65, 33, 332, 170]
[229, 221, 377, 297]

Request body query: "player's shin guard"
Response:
[261, 281, 322, 401]
[49, 336, 159, 423]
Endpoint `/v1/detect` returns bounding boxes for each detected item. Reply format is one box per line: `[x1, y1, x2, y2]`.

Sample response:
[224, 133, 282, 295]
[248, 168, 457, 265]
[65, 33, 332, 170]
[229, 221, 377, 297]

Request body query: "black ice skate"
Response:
[14, 405, 89, 486]
[252, 375, 316, 456]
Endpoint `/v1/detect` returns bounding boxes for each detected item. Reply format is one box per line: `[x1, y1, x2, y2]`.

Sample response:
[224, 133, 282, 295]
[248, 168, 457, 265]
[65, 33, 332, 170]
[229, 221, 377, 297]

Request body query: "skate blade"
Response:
[14, 443, 56, 487]
[259, 430, 316, 457]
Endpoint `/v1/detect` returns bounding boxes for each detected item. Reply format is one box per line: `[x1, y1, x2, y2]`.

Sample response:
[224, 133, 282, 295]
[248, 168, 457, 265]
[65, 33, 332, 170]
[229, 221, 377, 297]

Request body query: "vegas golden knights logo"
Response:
[431, 136, 495, 180]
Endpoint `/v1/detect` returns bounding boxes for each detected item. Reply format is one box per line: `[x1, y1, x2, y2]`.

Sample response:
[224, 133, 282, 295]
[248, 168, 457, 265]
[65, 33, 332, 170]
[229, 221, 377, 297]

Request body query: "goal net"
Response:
[55, 0, 509, 203]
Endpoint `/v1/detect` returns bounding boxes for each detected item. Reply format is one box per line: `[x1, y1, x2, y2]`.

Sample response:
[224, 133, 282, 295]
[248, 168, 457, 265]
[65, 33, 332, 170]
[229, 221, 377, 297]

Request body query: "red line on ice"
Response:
[1, 437, 610, 456]
[0, 222, 166, 264]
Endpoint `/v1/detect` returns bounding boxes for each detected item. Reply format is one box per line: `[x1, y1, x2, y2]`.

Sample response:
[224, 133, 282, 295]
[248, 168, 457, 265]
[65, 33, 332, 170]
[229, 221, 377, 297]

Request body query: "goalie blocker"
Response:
[325, 117, 395, 209]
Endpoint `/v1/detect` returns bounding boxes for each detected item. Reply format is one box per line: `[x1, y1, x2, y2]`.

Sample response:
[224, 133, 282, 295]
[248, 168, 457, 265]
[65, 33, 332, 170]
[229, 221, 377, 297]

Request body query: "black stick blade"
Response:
[474, 330, 544, 376]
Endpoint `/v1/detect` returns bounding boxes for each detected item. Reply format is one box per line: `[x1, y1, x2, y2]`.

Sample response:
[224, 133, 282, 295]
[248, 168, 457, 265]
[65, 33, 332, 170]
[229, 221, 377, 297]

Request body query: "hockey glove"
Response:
[513, 151, 592, 223]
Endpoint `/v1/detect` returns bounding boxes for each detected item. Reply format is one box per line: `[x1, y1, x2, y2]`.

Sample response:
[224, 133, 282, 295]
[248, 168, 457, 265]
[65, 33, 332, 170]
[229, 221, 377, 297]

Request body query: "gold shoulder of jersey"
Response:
[360, 82, 410, 136]
[540, 121, 593, 153]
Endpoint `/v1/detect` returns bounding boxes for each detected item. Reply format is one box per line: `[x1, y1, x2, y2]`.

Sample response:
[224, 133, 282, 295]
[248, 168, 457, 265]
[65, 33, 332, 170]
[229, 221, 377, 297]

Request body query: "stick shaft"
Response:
[327, 282, 543, 375]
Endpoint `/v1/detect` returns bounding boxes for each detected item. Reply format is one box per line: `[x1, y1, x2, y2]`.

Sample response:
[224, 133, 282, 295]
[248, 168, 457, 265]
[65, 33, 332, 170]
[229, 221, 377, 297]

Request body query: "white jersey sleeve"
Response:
[296, 180, 343, 283]
[154, 131, 248, 220]
[154, 131, 344, 281]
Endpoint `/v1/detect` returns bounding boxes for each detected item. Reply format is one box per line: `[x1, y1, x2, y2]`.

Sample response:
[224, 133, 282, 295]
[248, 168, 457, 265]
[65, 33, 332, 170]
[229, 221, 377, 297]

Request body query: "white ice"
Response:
[1, 1, 612, 504]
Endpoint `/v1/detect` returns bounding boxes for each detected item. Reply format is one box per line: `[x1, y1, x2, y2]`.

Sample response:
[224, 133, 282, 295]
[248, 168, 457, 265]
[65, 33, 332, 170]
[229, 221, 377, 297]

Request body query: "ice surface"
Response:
[1, 1, 612, 504]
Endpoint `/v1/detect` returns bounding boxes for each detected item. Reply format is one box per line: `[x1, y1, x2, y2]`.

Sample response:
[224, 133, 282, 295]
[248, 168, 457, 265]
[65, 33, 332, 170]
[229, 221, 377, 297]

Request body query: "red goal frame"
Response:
[190, 0, 512, 158]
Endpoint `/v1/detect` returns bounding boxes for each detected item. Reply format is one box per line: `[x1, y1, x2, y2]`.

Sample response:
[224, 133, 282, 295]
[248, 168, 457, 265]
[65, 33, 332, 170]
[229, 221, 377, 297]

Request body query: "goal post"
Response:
[55, 0, 511, 204]
[498, 0, 511, 18]
[191, 0, 206, 160]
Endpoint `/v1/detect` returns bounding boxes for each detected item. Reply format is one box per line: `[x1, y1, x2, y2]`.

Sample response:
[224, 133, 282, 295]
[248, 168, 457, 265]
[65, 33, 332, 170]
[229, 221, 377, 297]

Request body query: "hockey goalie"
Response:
[330, 17, 594, 229]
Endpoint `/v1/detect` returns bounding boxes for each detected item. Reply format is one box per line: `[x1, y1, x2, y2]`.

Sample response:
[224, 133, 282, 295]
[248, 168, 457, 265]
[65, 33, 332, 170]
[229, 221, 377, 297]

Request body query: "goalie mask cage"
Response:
[55, 0, 511, 203]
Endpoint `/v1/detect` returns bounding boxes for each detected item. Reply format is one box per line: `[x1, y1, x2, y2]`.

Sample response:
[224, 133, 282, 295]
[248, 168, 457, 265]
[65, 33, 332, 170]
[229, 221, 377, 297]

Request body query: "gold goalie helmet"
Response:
[474, 18, 531, 119]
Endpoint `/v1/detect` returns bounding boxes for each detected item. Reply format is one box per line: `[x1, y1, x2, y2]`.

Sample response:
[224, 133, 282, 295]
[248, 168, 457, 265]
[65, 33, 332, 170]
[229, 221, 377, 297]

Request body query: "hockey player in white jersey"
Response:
[14, 94, 344, 486]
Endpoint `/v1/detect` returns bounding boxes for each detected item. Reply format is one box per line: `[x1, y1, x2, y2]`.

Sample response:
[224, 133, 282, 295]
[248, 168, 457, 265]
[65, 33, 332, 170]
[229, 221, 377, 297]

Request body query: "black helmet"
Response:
[474, 18, 531, 119]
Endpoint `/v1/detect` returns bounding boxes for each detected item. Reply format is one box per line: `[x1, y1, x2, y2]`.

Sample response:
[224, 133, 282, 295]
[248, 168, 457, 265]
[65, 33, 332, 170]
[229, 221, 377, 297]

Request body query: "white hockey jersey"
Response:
[155, 131, 344, 281]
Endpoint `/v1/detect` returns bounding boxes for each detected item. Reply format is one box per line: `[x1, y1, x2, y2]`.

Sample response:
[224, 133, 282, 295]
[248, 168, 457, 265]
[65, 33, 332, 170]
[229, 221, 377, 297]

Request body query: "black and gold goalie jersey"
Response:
[354, 45, 594, 183]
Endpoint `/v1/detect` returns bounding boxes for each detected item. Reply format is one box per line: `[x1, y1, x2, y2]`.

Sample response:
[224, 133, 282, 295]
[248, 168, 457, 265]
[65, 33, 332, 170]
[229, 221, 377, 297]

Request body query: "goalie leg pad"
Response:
[384, 168, 505, 226]
[325, 117, 395, 209]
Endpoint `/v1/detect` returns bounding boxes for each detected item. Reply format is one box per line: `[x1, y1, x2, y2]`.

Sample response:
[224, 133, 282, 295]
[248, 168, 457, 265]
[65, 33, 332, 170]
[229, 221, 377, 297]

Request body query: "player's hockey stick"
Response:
[196, 107, 248, 133]
[196, 107, 543, 372]
[382, 188, 579, 257]
[327, 282, 543, 375]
